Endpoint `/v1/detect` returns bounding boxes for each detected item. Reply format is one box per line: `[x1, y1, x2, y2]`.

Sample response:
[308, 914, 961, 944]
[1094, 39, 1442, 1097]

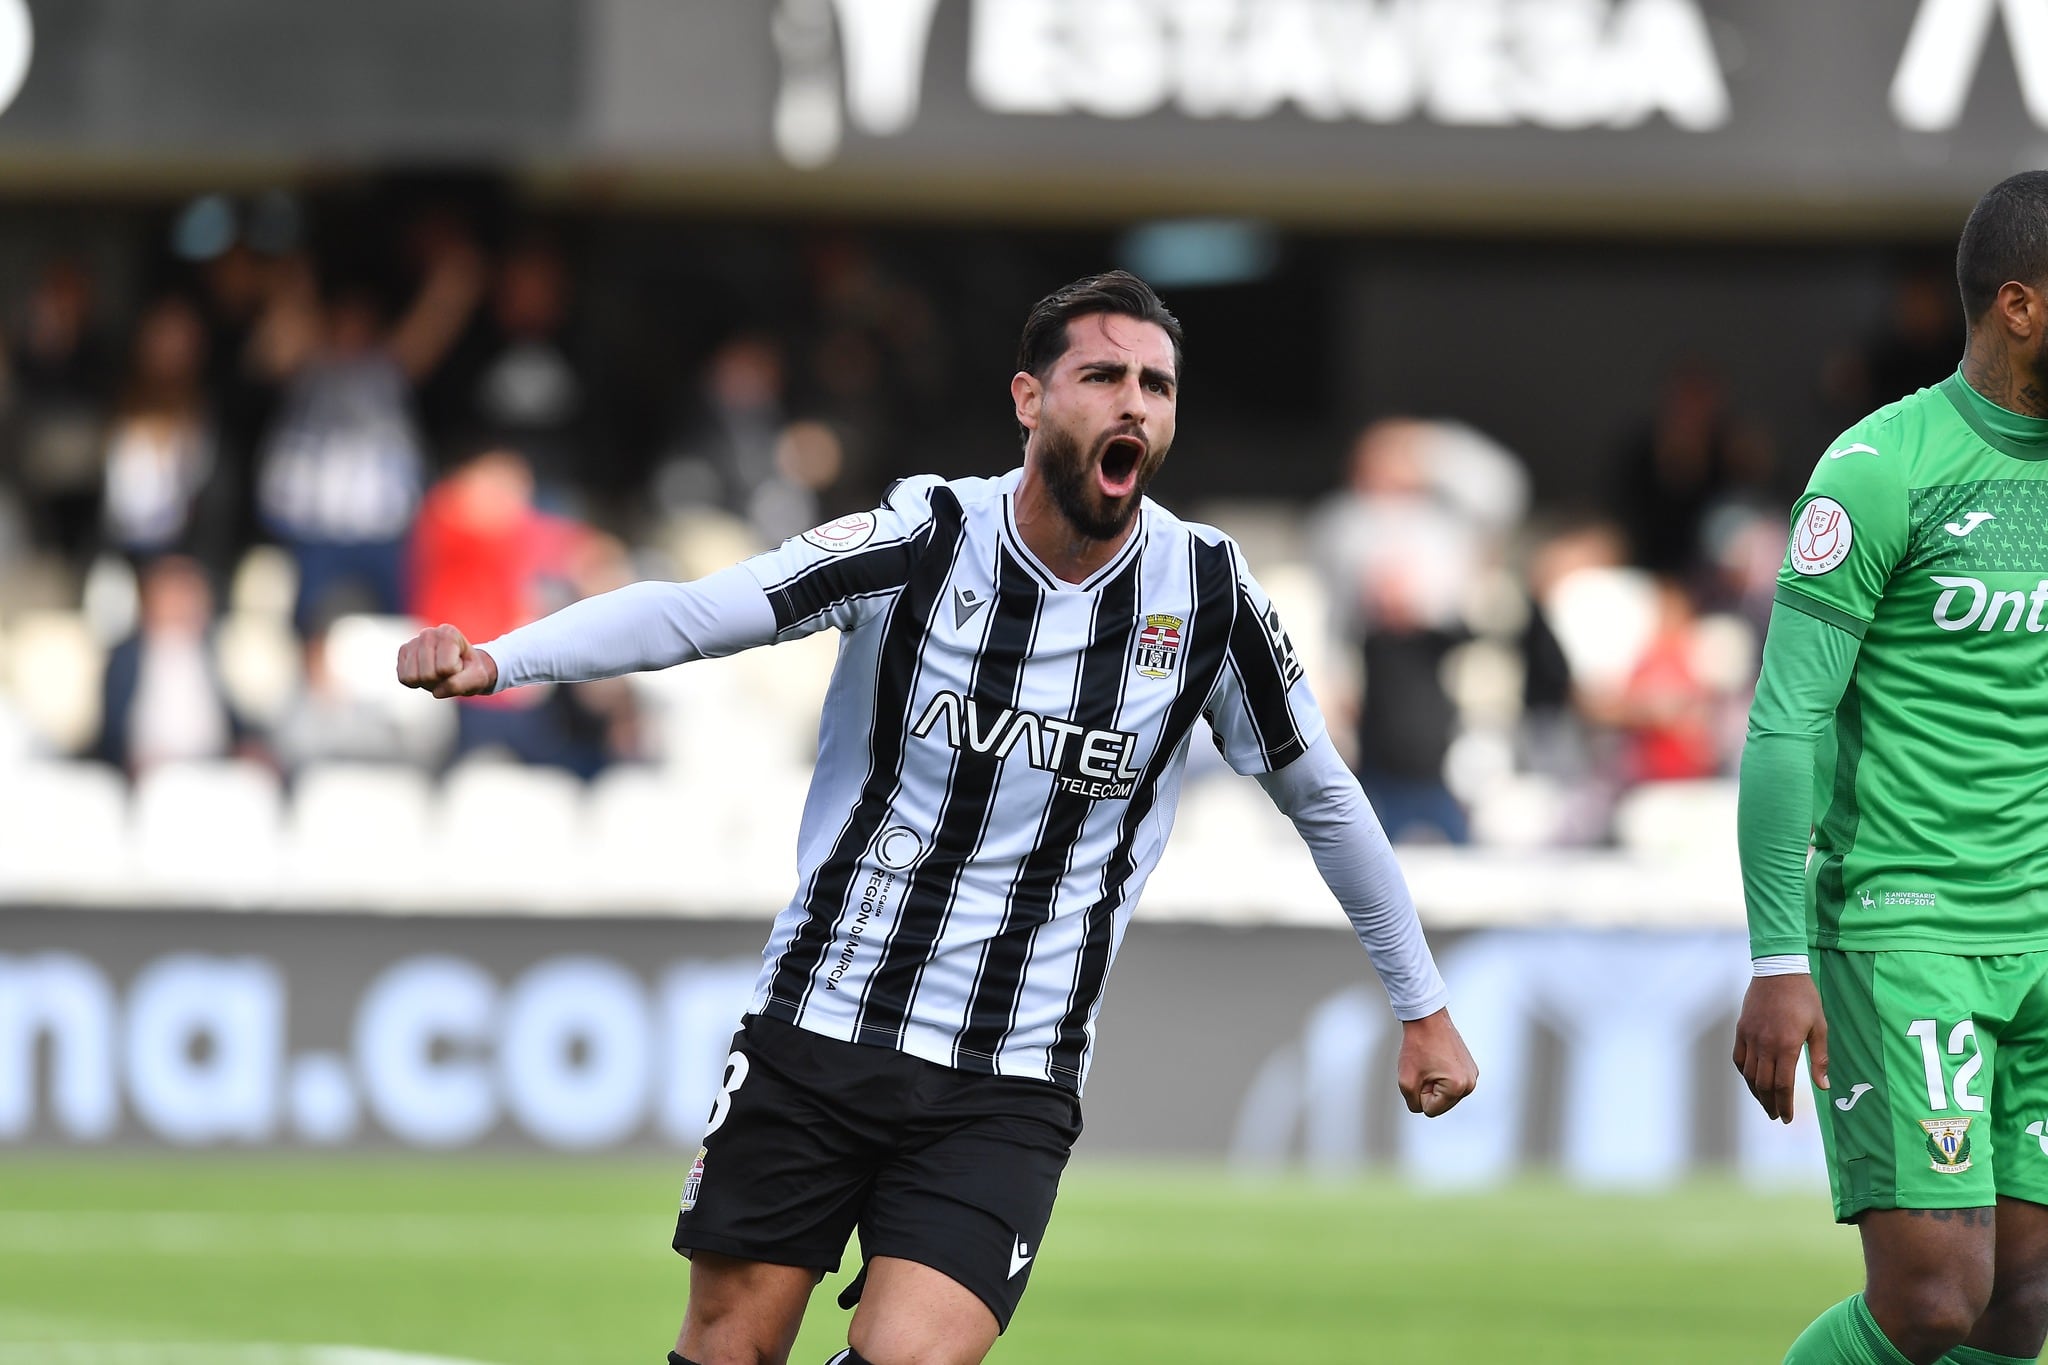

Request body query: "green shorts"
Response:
[1813, 947, 2048, 1221]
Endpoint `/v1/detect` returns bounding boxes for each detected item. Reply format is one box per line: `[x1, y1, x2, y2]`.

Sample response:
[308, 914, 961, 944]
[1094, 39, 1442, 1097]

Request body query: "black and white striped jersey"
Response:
[735, 470, 1323, 1090]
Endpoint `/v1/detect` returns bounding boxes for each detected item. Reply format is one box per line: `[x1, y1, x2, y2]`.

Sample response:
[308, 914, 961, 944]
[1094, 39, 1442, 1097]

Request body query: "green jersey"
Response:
[1775, 372, 2048, 953]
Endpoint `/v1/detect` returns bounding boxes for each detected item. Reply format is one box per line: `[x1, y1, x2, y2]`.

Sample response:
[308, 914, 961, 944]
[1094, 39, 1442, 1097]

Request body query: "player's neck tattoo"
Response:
[1963, 335, 2048, 419]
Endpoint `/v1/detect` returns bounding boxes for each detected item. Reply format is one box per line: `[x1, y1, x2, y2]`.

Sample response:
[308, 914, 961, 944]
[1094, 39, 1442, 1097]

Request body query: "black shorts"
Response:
[672, 1014, 1083, 1331]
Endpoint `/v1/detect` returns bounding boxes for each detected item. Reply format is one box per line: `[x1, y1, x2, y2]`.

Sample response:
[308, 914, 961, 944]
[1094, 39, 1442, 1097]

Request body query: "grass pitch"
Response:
[0, 1159, 1881, 1363]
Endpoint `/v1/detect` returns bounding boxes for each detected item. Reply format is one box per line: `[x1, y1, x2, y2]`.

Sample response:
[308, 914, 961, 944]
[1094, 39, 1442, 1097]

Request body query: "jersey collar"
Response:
[1942, 370, 2048, 461]
[1000, 491, 1148, 593]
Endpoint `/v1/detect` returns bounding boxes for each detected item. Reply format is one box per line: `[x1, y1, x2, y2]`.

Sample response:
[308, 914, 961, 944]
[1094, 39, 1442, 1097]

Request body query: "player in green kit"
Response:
[1735, 171, 2048, 1365]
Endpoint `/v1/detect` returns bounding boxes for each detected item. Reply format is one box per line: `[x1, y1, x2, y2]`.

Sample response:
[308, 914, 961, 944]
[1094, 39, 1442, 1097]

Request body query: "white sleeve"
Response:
[1253, 733, 1451, 1021]
[479, 564, 777, 691]
[479, 479, 947, 691]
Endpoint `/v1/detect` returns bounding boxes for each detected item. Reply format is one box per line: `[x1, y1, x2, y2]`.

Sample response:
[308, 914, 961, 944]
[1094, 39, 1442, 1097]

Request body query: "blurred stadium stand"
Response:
[0, 0, 2017, 933]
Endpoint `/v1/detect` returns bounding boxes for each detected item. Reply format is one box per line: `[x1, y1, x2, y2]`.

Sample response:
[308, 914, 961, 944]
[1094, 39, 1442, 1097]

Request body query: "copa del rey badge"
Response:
[1134, 613, 1184, 679]
[1921, 1118, 1973, 1174]
[801, 511, 877, 554]
[1791, 496, 1852, 576]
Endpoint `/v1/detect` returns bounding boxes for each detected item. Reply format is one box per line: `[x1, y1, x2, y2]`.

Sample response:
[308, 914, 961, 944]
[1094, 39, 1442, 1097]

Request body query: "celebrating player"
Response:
[1735, 172, 2048, 1365]
[398, 271, 1476, 1365]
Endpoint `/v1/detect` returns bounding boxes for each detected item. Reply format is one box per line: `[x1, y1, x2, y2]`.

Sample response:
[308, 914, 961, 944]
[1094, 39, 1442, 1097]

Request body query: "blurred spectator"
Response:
[409, 444, 634, 778]
[1610, 361, 1773, 579]
[1824, 265, 1964, 414]
[409, 444, 589, 641]
[436, 238, 590, 508]
[1587, 576, 1721, 786]
[96, 555, 249, 776]
[656, 335, 826, 541]
[101, 296, 218, 564]
[253, 234, 483, 632]
[4, 258, 114, 567]
[1516, 521, 1620, 782]
[1312, 419, 1522, 844]
[197, 241, 287, 561]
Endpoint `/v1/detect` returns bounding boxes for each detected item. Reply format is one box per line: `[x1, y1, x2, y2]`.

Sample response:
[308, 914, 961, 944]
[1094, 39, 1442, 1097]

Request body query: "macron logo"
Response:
[1008, 1238, 1034, 1279]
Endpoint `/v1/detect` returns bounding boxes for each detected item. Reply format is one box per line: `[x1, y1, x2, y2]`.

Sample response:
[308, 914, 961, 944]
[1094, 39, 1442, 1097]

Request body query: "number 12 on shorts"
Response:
[1906, 1018, 1984, 1112]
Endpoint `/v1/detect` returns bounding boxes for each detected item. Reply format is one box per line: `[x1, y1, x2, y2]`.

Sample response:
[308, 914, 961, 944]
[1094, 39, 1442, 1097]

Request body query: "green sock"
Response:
[1785, 1295, 1915, 1365]
[1941, 1347, 2036, 1364]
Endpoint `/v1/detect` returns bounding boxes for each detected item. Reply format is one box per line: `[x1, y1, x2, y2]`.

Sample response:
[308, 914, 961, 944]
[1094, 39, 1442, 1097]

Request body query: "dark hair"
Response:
[1016, 270, 1183, 383]
[1958, 171, 2048, 322]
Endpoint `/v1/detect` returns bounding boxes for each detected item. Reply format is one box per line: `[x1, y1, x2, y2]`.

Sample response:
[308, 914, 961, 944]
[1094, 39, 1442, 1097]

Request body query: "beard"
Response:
[1037, 421, 1158, 541]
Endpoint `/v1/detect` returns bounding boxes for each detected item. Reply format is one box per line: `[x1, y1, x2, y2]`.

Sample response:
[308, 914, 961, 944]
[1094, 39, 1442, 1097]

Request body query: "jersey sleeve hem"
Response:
[1748, 933, 1810, 958]
[1773, 583, 1870, 640]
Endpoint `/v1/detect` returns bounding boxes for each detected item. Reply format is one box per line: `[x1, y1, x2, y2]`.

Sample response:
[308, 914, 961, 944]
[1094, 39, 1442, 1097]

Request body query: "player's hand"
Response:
[395, 624, 498, 699]
[1397, 1008, 1478, 1118]
[1732, 973, 1828, 1124]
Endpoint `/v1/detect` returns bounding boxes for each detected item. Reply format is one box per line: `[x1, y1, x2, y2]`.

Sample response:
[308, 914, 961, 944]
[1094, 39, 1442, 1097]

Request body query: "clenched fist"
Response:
[395, 624, 499, 699]
[1398, 1008, 1479, 1118]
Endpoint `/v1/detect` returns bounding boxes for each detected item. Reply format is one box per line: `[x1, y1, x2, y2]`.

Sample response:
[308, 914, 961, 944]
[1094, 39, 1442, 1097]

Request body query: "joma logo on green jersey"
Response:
[1930, 576, 2048, 633]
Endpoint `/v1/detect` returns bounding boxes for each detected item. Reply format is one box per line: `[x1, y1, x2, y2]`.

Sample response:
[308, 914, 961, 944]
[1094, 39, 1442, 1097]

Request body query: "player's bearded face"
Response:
[1036, 416, 1164, 541]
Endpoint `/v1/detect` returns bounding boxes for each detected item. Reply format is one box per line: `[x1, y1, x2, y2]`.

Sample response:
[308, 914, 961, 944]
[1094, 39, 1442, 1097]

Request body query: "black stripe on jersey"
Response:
[760, 489, 967, 1020]
[764, 535, 922, 635]
[854, 541, 1044, 1049]
[1218, 583, 1311, 772]
[1045, 534, 1237, 1085]
[953, 553, 1140, 1069]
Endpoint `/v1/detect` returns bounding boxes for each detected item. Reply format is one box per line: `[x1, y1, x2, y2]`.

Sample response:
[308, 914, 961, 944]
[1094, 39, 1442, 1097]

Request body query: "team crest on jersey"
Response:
[680, 1146, 708, 1211]
[1921, 1118, 1973, 1174]
[1134, 614, 1184, 679]
[1791, 497, 1852, 576]
[801, 512, 877, 554]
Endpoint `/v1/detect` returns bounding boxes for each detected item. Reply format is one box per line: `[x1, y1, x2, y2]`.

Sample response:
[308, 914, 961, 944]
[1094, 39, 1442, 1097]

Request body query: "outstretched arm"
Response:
[1255, 735, 1476, 1118]
[396, 564, 777, 698]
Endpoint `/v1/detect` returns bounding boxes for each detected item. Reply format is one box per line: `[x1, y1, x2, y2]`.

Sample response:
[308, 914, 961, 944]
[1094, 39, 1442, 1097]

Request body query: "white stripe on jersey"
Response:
[741, 469, 1323, 1092]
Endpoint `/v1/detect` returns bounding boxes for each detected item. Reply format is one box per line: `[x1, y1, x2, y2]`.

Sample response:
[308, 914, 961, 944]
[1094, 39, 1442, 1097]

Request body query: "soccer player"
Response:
[1735, 172, 2048, 1365]
[398, 272, 1477, 1365]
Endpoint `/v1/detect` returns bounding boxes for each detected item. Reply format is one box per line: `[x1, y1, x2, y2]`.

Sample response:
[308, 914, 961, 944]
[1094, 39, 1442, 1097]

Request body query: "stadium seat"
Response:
[1613, 778, 1739, 862]
[133, 759, 284, 904]
[79, 553, 139, 644]
[287, 762, 434, 906]
[2, 610, 105, 755]
[215, 611, 304, 728]
[228, 544, 299, 622]
[585, 766, 702, 910]
[322, 614, 456, 764]
[436, 760, 588, 909]
[0, 760, 128, 898]
[1468, 773, 1570, 850]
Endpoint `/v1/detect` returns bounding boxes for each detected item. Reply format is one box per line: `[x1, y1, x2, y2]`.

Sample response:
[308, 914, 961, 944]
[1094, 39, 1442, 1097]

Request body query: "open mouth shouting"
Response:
[1097, 432, 1148, 500]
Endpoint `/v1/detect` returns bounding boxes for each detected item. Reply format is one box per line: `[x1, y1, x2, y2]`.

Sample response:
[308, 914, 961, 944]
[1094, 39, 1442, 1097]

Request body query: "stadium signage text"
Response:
[1891, 0, 2048, 132]
[785, 0, 1732, 165]
[0, 951, 757, 1150]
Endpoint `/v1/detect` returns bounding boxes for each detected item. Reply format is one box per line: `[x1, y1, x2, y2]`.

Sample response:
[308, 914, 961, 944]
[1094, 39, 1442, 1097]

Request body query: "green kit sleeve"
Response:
[1738, 600, 1863, 958]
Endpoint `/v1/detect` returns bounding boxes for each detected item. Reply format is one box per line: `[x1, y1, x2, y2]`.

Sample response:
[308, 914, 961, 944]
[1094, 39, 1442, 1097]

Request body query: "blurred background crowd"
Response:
[0, 174, 1966, 855]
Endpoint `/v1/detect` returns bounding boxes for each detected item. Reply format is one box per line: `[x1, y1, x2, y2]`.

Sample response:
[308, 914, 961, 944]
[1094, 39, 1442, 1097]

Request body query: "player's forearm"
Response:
[1738, 729, 1817, 961]
[480, 565, 777, 691]
[1737, 601, 1862, 962]
[1255, 736, 1450, 1020]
